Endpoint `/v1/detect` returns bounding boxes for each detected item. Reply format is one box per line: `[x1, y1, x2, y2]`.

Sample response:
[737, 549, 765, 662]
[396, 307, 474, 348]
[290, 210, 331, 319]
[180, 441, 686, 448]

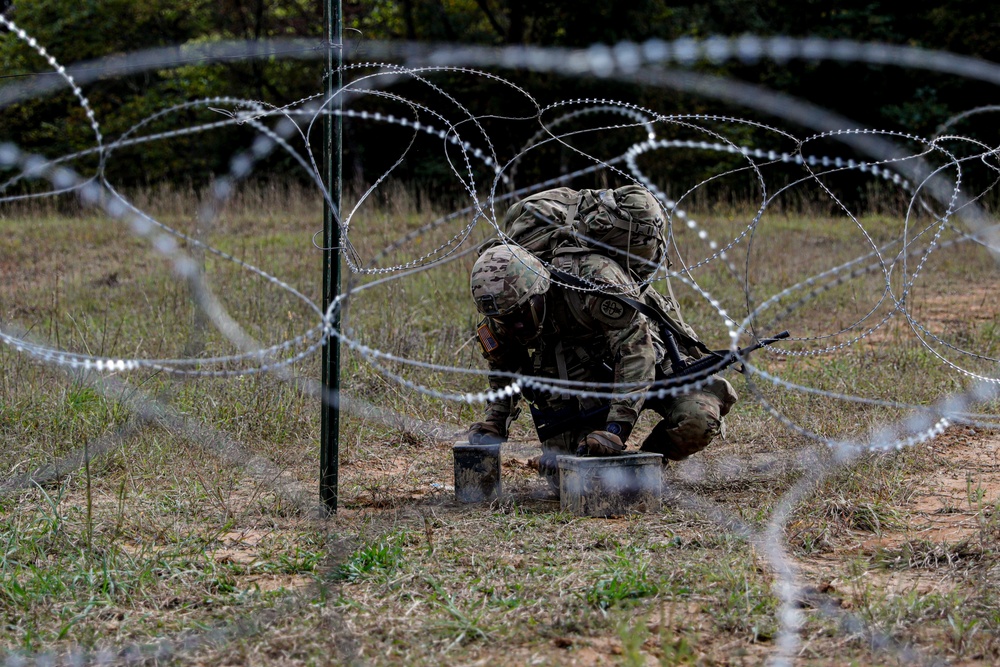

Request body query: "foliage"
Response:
[2, 0, 999, 194]
[0, 0, 325, 187]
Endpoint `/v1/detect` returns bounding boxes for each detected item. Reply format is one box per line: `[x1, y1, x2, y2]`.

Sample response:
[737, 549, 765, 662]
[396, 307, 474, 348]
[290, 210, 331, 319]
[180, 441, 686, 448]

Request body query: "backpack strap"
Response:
[603, 216, 655, 235]
[565, 193, 581, 227]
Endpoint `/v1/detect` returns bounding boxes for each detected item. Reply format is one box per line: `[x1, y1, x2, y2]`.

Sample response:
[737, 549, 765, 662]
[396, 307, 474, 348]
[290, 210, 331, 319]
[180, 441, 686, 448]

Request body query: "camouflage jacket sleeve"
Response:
[475, 318, 528, 426]
[573, 255, 657, 427]
[602, 314, 657, 425]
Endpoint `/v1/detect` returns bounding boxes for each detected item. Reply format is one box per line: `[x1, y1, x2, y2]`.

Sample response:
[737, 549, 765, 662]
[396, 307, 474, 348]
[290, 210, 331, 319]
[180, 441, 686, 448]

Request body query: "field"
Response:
[2, 183, 1000, 666]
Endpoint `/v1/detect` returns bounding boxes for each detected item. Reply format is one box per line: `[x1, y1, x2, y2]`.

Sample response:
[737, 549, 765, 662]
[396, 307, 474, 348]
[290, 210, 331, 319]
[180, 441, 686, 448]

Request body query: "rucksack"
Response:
[501, 185, 668, 281]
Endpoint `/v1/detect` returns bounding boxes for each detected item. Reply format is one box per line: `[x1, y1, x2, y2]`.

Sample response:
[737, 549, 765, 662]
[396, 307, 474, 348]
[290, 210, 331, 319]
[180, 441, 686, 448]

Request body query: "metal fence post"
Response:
[320, 0, 343, 513]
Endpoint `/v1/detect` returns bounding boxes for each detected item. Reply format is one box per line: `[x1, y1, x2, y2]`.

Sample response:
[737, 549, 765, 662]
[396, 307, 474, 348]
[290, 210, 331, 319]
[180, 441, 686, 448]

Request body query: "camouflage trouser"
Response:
[639, 375, 738, 461]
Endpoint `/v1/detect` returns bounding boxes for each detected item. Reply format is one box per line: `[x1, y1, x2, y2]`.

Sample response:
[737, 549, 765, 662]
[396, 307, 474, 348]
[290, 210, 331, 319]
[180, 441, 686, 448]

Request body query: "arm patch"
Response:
[589, 292, 637, 328]
[477, 320, 501, 355]
[599, 298, 626, 320]
[575, 254, 639, 328]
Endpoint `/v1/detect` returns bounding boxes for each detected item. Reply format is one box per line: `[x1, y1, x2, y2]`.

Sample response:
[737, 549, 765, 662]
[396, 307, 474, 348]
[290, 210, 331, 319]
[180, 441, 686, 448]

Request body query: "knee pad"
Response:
[640, 391, 723, 460]
[702, 376, 738, 417]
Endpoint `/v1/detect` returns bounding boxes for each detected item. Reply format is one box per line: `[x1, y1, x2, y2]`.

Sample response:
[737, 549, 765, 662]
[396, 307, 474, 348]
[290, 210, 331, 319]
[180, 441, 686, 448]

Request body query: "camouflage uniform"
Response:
[471, 246, 738, 473]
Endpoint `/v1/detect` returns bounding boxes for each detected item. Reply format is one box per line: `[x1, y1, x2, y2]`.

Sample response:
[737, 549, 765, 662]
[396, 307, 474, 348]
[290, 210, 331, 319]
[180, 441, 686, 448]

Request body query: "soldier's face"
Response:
[494, 293, 546, 343]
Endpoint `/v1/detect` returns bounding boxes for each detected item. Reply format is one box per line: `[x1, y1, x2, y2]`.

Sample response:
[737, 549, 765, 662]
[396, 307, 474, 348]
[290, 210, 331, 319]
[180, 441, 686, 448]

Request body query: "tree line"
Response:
[1, 0, 997, 196]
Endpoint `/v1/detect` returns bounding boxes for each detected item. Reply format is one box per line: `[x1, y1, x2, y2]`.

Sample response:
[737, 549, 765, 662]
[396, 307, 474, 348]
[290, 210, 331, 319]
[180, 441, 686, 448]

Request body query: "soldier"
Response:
[464, 243, 738, 489]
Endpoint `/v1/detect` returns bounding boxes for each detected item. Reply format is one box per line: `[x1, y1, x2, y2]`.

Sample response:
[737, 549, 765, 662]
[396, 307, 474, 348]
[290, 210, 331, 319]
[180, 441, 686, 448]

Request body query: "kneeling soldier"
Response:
[464, 243, 737, 490]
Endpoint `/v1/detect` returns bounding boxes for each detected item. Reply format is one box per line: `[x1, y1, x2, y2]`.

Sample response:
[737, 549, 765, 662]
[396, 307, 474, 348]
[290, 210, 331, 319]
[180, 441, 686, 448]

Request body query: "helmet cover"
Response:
[470, 245, 550, 317]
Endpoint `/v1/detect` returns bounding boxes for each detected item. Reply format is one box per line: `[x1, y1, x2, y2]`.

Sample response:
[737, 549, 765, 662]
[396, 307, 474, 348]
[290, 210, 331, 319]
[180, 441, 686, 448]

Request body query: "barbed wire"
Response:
[2, 23, 999, 666]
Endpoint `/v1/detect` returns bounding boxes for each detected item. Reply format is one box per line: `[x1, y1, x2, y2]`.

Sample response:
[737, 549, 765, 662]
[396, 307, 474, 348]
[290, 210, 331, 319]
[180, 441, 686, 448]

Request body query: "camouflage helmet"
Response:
[470, 244, 550, 317]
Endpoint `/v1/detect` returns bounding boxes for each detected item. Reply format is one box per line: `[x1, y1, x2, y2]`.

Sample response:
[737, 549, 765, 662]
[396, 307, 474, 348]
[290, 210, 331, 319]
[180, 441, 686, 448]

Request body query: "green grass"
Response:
[331, 532, 407, 583]
[585, 546, 661, 609]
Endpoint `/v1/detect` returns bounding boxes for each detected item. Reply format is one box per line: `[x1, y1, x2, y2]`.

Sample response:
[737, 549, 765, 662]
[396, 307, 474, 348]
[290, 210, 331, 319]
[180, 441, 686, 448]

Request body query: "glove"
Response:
[465, 421, 506, 445]
[529, 451, 560, 477]
[576, 430, 626, 457]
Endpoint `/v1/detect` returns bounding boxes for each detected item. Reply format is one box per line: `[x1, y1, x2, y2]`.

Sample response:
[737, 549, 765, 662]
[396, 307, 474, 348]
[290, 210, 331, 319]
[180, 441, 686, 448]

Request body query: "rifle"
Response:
[531, 331, 789, 442]
[661, 330, 790, 382]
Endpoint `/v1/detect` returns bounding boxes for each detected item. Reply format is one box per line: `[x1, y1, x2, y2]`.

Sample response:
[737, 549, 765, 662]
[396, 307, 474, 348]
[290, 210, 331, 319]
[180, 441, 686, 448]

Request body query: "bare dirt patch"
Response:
[837, 426, 1000, 552]
[836, 286, 994, 358]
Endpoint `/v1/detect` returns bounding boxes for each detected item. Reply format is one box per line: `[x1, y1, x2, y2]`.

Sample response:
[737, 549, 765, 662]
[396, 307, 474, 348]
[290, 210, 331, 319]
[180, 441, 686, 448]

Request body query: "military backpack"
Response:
[501, 185, 667, 281]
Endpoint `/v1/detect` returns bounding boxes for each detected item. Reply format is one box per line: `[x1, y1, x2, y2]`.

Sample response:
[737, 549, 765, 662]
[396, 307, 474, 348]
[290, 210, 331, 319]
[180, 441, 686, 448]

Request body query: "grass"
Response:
[2, 182, 1000, 664]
